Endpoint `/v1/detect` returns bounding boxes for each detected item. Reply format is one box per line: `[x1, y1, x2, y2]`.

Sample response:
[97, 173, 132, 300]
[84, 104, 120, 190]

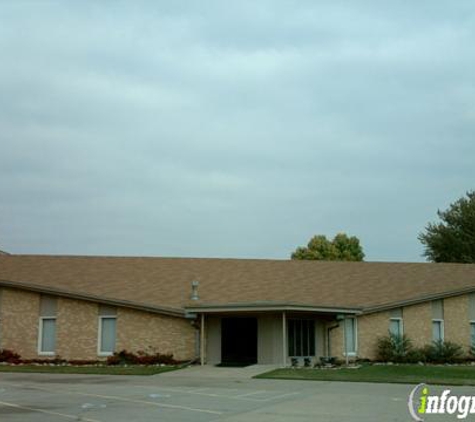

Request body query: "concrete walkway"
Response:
[159, 364, 279, 379]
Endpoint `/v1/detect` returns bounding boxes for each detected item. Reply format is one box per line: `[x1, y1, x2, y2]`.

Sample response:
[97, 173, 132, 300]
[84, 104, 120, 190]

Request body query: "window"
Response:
[39, 318, 56, 354]
[38, 295, 57, 355]
[389, 308, 403, 338]
[98, 305, 117, 356]
[471, 322, 475, 348]
[389, 319, 403, 337]
[288, 319, 315, 357]
[344, 318, 357, 355]
[432, 300, 444, 343]
[432, 320, 444, 342]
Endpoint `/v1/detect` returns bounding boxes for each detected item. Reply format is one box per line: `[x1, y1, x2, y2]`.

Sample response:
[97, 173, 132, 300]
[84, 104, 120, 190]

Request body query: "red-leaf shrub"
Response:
[0, 349, 21, 364]
[106, 350, 177, 366]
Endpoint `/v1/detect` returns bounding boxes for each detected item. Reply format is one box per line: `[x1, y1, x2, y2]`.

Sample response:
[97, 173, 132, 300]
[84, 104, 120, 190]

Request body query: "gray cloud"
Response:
[1, 0, 474, 261]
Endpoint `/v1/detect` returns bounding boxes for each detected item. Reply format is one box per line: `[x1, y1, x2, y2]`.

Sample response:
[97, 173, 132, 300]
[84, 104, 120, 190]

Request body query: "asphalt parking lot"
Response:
[1, 365, 474, 421]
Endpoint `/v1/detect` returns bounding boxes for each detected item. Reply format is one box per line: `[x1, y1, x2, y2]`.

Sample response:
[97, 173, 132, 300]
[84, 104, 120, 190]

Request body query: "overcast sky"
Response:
[0, 1, 474, 262]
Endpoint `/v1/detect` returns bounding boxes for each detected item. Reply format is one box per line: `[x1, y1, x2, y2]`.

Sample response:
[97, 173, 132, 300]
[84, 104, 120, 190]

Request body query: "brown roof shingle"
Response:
[1, 255, 475, 313]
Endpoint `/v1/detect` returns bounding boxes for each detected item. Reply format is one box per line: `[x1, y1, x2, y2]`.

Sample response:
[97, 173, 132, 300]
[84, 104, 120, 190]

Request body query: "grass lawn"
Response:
[0, 364, 181, 376]
[255, 365, 475, 386]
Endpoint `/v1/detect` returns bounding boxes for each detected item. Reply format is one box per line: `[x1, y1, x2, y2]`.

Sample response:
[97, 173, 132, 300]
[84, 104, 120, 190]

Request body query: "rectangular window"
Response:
[389, 308, 403, 338]
[98, 316, 117, 355]
[431, 300, 444, 343]
[471, 322, 475, 348]
[389, 318, 403, 337]
[469, 294, 475, 321]
[432, 320, 444, 342]
[288, 319, 315, 357]
[39, 318, 56, 354]
[344, 318, 357, 355]
[38, 295, 57, 355]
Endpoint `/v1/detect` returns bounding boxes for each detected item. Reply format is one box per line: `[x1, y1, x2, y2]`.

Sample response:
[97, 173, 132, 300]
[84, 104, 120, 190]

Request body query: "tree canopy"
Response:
[419, 191, 475, 263]
[291, 233, 365, 261]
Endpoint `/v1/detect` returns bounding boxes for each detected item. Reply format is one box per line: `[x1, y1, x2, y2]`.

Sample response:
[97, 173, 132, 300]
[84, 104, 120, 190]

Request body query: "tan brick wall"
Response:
[56, 298, 99, 360]
[403, 301, 432, 348]
[0, 288, 40, 358]
[357, 311, 390, 360]
[116, 308, 196, 361]
[444, 295, 470, 354]
[327, 321, 343, 359]
[0, 287, 196, 361]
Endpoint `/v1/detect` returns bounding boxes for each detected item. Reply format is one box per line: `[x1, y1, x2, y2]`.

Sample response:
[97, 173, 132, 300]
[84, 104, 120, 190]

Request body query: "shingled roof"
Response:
[0, 255, 475, 315]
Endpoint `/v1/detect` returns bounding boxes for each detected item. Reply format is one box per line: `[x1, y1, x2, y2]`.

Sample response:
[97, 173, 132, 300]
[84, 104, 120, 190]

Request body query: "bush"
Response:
[376, 333, 412, 363]
[421, 340, 464, 364]
[106, 350, 177, 366]
[376, 333, 466, 364]
[0, 349, 21, 364]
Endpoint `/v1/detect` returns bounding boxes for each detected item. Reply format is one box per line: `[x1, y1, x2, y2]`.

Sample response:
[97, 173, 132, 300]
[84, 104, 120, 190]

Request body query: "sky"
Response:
[0, 1, 474, 262]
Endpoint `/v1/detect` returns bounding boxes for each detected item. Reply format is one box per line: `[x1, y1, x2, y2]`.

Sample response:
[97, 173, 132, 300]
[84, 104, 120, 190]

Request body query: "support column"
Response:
[343, 316, 349, 366]
[200, 313, 206, 366]
[282, 311, 287, 367]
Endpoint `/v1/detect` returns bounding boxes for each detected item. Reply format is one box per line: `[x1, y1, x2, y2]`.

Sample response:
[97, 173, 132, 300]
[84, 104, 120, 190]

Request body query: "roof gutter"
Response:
[0, 279, 185, 318]
[363, 285, 475, 314]
[185, 303, 362, 315]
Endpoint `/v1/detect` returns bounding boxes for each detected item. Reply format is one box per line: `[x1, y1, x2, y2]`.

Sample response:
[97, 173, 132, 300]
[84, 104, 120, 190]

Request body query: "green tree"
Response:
[291, 233, 365, 261]
[419, 191, 475, 263]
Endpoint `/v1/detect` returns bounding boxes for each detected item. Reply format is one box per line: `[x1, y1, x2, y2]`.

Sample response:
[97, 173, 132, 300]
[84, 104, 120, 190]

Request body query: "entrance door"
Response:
[221, 317, 257, 366]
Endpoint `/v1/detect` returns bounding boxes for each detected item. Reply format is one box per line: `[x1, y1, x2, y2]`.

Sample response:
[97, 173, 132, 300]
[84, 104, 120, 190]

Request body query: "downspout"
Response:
[326, 323, 340, 357]
[200, 313, 206, 366]
[282, 311, 287, 367]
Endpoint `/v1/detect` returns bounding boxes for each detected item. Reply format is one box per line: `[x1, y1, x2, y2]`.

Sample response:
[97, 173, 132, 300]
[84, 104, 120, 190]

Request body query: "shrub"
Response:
[376, 333, 412, 363]
[421, 340, 464, 364]
[106, 350, 177, 366]
[0, 349, 21, 364]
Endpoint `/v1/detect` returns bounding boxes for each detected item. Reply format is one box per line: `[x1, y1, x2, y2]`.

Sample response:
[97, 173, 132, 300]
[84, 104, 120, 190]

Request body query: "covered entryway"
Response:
[221, 317, 257, 366]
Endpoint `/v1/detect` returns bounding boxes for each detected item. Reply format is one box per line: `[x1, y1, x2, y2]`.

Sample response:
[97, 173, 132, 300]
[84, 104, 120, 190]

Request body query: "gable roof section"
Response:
[1, 255, 475, 314]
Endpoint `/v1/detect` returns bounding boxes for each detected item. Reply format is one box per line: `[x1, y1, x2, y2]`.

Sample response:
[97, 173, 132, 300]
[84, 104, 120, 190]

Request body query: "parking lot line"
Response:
[266, 391, 299, 401]
[234, 390, 267, 398]
[1, 382, 223, 416]
[129, 384, 301, 402]
[0, 400, 102, 422]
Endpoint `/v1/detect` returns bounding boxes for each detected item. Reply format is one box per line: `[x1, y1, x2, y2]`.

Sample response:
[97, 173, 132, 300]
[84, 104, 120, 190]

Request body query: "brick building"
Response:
[0, 255, 474, 365]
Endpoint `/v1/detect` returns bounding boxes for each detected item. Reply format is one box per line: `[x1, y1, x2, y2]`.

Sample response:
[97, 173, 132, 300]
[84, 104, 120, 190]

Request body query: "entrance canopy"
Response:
[186, 302, 361, 367]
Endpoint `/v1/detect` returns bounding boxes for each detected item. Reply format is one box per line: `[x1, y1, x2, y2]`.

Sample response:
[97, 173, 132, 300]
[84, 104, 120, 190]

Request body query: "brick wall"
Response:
[326, 321, 343, 359]
[56, 298, 99, 360]
[357, 311, 390, 360]
[402, 301, 432, 348]
[327, 296, 472, 361]
[0, 287, 195, 361]
[116, 307, 196, 361]
[444, 295, 470, 353]
[0, 288, 40, 358]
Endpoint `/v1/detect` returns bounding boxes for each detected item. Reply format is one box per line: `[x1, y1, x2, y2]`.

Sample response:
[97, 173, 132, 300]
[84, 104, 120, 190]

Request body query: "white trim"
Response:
[186, 304, 361, 314]
[432, 318, 445, 342]
[389, 317, 404, 337]
[37, 316, 56, 356]
[343, 317, 357, 356]
[97, 316, 117, 356]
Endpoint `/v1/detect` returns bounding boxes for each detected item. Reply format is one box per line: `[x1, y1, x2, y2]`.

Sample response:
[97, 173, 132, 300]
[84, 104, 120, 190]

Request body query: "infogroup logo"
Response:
[408, 383, 475, 421]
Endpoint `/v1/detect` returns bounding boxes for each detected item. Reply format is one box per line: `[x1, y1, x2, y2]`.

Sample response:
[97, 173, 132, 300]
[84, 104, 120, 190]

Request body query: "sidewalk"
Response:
[159, 364, 279, 379]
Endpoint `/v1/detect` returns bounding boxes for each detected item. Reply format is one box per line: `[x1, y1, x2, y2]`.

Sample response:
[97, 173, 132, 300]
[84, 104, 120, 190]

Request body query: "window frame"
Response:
[97, 315, 117, 357]
[343, 317, 357, 356]
[37, 316, 57, 356]
[389, 317, 404, 338]
[470, 321, 475, 348]
[432, 318, 445, 342]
